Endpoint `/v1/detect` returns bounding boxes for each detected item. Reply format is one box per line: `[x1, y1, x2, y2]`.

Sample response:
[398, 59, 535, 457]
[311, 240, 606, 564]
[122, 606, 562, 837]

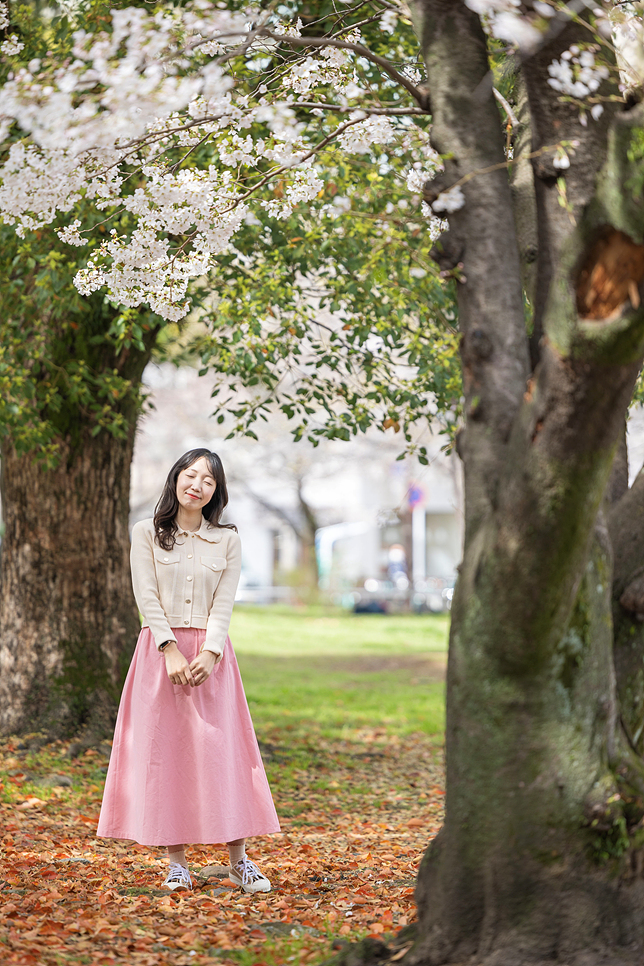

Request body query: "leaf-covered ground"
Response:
[0, 728, 444, 966]
[1, 610, 448, 964]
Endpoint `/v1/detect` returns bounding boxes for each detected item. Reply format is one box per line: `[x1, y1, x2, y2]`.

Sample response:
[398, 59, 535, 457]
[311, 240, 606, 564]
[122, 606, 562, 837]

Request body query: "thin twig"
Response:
[168, 130, 214, 175]
[437, 141, 567, 196]
[261, 30, 429, 110]
[223, 114, 368, 209]
[493, 87, 519, 126]
[291, 101, 426, 116]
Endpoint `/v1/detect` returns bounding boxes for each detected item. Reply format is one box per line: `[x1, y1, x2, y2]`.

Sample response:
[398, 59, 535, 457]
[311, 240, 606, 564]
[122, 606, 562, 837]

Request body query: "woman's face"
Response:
[176, 457, 216, 514]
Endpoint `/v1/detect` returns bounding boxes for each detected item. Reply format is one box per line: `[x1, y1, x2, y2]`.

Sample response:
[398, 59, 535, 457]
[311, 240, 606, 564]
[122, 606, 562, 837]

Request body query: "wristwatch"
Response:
[159, 640, 172, 652]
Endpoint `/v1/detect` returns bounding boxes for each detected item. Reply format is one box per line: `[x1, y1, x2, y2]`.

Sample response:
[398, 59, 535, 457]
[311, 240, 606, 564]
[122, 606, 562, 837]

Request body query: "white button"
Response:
[183, 620, 189, 625]
[187, 576, 193, 582]
[163, 556, 169, 561]
[187, 554, 193, 559]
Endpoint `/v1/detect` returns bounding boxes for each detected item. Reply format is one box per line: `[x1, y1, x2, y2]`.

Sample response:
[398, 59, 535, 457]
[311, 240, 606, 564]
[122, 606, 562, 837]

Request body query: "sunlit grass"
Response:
[230, 605, 449, 656]
[230, 606, 448, 740]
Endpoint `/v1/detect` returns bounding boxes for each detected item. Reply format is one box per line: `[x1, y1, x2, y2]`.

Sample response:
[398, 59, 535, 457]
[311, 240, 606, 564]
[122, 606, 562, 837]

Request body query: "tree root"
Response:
[612, 731, 644, 803]
[323, 927, 644, 966]
[324, 927, 418, 966]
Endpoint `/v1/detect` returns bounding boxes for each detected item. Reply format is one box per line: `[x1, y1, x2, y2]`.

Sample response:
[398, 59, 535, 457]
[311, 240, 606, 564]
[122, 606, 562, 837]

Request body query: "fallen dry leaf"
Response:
[0, 729, 444, 965]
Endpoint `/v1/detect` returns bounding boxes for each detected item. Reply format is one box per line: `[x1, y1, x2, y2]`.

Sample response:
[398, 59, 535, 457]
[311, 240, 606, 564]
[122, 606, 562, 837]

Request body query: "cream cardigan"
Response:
[130, 517, 242, 658]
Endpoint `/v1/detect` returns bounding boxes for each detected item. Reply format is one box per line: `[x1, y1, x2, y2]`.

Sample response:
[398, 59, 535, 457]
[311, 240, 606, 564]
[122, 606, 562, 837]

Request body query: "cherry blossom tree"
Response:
[0, 0, 460, 737]
[3, 1, 644, 961]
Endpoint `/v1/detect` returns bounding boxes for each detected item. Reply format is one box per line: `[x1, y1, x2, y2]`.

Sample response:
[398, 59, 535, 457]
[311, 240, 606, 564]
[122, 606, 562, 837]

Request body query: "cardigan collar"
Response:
[175, 517, 225, 544]
[199, 520, 226, 543]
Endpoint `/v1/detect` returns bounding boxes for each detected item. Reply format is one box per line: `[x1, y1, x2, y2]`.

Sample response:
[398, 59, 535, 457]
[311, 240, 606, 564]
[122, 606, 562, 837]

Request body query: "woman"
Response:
[97, 448, 280, 892]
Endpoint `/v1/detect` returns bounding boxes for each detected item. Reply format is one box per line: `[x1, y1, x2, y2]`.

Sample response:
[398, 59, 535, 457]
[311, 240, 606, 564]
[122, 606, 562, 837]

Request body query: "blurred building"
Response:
[131, 363, 464, 604]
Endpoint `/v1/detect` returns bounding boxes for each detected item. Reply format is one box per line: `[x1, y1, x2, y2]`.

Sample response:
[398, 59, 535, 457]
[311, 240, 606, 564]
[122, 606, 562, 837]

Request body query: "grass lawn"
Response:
[230, 606, 448, 741]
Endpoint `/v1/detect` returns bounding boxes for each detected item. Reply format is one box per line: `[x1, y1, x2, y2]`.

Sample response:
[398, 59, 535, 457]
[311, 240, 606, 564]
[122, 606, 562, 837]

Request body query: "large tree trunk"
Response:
[610, 465, 644, 757]
[0, 289, 155, 737]
[390, 3, 644, 964]
[0, 421, 141, 737]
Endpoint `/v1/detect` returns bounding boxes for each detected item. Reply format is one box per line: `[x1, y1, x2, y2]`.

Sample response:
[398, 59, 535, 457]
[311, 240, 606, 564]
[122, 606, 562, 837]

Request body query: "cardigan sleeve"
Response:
[202, 530, 242, 660]
[130, 521, 177, 651]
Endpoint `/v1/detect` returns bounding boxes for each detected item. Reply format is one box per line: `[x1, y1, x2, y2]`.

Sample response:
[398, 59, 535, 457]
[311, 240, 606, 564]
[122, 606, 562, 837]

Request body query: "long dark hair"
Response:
[154, 448, 236, 551]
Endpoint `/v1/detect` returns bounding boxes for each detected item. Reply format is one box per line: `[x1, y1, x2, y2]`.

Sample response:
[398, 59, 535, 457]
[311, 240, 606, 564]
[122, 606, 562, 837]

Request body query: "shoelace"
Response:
[234, 856, 264, 886]
[165, 862, 191, 886]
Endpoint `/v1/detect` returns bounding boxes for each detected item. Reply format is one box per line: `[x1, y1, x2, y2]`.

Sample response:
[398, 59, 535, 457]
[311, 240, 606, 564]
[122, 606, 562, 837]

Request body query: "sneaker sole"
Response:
[230, 877, 271, 894]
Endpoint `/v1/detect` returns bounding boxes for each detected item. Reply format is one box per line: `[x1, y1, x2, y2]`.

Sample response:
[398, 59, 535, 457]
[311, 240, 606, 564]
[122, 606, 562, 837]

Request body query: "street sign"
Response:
[408, 484, 424, 509]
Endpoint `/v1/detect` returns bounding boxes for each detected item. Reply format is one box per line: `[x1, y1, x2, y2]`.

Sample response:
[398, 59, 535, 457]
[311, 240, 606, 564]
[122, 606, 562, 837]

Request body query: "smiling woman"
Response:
[96, 448, 280, 895]
[152, 449, 231, 553]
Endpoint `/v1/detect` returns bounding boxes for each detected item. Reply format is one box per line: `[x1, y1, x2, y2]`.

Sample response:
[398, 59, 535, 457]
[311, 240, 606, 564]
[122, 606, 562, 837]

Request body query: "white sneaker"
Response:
[163, 862, 193, 891]
[229, 856, 271, 894]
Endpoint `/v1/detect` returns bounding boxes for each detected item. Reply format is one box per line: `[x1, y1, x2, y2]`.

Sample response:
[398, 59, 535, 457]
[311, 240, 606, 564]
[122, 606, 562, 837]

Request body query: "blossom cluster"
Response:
[0, 5, 249, 155]
[464, 0, 543, 50]
[0, 1, 636, 320]
[0, 142, 89, 235]
[379, 10, 399, 35]
[338, 113, 396, 155]
[548, 46, 610, 98]
[0, 2, 445, 319]
[431, 186, 466, 214]
[1, 35, 24, 56]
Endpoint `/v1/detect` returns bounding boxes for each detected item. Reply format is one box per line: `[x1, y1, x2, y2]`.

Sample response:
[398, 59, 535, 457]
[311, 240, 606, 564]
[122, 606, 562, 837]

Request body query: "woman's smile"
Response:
[175, 457, 216, 520]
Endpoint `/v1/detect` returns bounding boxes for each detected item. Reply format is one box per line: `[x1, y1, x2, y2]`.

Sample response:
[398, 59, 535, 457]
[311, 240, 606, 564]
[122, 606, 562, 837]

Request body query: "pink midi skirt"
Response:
[97, 627, 280, 847]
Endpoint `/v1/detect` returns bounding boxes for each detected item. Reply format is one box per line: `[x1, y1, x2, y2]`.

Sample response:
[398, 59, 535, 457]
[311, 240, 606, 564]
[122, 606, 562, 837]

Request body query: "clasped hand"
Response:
[163, 643, 218, 687]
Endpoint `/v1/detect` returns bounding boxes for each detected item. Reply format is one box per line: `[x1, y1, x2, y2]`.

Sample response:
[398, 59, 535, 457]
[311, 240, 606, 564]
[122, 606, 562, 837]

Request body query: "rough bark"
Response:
[507, 67, 539, 333]
[397, 2, 644, 964]
[0, 304, 154, 737]
[610, 463, 644, 758]
[414, 0, 530, 547]
[0, 421, 141, 737]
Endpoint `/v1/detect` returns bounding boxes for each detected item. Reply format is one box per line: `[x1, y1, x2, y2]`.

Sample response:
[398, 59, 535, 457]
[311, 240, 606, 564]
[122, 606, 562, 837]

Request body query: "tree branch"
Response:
[261, 30, 430, 111]
[230, 476, 305, 540]
[291, 101, 426, 116]
[481, 96, 644, 673]
[410, 0, 530, 543]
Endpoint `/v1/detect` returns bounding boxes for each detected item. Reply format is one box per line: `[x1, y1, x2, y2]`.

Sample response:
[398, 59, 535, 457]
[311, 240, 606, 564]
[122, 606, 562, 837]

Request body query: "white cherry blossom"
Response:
[57, 220, 87, 246]
[380, 10, 399, 34]
[0, 1, 636, 319]
[431, 186, 466, 214]
[1, 35, 24, 56]
[548, 47, 610, 97]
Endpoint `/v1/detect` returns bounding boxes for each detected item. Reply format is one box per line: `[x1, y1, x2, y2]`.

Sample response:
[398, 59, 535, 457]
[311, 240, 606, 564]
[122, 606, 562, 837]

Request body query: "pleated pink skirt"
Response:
[97, 627, 280, 846]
